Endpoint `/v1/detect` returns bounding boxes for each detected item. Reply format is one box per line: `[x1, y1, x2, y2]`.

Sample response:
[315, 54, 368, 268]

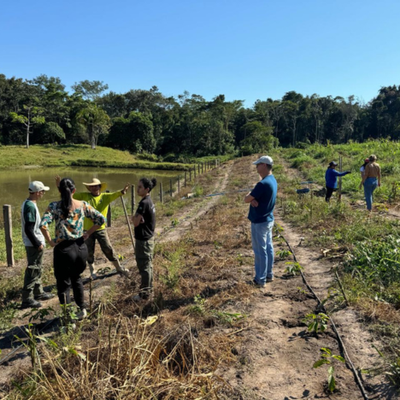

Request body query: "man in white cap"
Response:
[70, 177, 130, 278]
[21, 181, 55, 308]
[244, 156, 277, 287]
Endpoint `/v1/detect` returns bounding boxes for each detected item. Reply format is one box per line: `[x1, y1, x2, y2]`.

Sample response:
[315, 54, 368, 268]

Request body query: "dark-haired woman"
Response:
[360, 158, 370, 180]
[40, 178, 105, 318]
[132, 178, 157, 300]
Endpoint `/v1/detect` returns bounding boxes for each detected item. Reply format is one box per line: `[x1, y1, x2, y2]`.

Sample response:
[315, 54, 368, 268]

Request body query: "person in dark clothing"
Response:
[325, 161, 351, 202]
[21, 181, 55, 309]
[132, 177, 157, 300]
[40, 178, 105, 320]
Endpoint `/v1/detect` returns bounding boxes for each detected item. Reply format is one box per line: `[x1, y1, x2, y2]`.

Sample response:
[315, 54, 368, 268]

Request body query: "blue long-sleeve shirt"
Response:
[325, 168, 348, 189]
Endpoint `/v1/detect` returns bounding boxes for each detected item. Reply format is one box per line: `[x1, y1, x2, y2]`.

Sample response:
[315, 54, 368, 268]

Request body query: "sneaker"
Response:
[35, 292, 55, 301]
[253, 279, 266, 288]
[76, 308, 87, 320]
[266, 277, 274, 283]
[21, 299, 42, 309]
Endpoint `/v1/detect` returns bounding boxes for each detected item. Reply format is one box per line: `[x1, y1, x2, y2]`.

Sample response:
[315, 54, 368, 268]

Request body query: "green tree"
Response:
[76, 104, 111, 149]
[32, 75, 69, 127]
[10, 105, 45, 148]
[40, 122, 66, 143]
[107, 111, 155, 153]
[239, 121, 276, 155]
[72, 80, 109, 101]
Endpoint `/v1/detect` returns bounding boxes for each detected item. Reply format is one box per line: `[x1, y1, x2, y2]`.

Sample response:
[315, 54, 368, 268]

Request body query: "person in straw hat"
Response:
[56, 176, 130, 279]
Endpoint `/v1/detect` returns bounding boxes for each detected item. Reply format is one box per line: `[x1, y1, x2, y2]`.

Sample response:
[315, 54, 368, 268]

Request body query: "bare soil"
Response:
[0, 156, 397, 399]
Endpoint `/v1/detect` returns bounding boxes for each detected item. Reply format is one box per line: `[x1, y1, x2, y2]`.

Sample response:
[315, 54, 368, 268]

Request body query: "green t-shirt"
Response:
[21, 199, 45, 247]
[73, 191, 122, 230]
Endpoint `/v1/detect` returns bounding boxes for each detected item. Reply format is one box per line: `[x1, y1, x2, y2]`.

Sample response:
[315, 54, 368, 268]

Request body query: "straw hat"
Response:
[83, 178, 107, 192]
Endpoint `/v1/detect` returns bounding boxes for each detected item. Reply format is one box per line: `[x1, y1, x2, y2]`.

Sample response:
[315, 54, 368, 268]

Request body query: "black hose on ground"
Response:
[278, 229, 369, 400]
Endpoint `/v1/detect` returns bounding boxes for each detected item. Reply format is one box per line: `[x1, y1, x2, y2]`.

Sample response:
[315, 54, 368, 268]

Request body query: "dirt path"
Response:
[217, 157, 393, 399]
[0, 158, 396, 399]
[158, 162, 231, 243]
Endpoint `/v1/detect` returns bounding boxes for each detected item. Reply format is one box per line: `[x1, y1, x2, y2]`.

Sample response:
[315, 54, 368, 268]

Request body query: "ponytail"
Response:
[140, 177, 157, 193]
[59, 178, 75, 218]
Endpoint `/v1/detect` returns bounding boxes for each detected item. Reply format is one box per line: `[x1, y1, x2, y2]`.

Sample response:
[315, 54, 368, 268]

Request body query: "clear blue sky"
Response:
[1, 0, 399, 107]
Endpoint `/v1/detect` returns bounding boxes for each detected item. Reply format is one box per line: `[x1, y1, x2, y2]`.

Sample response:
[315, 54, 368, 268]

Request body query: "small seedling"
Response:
[236, 253, 244, 265]
[171, 218, 178, 227]
[313, 347, 345, 393]
[303, 312, 329, 336]
[284, 261, 303, 276]
[297, 287, 307, 294]
[187, 295, 206, 316]
[276, 249, 292, 260]
[28, 306, 55, 323]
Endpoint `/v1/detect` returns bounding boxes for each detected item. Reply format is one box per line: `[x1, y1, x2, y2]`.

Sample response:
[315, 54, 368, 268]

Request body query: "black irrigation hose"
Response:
[278, 230, 369, 400]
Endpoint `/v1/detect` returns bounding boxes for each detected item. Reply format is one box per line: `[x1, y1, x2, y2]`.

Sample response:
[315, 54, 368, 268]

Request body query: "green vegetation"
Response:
[0, 144, 192, 170]
[275, 139, 400, 387]
[2, 74, 400, 158]
[303, 312, 330, 336]
[313, 348, 345, 393]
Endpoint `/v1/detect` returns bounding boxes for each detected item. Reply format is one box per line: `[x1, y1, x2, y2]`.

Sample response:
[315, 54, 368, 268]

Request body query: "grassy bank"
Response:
[0, 145, 194, 171]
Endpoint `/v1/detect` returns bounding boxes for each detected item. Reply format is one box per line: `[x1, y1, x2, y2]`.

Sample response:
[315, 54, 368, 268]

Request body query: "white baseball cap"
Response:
[29, 181, 50, 193]
[252, 155, 274, 166]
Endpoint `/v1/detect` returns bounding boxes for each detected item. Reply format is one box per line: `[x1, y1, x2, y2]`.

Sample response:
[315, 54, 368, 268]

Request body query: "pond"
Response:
[0, 166, 182, 222]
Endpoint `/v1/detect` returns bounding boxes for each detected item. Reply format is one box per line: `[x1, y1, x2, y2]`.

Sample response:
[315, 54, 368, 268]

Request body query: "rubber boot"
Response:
[89, 263, 97, 279]
[112, 260, 129, 277]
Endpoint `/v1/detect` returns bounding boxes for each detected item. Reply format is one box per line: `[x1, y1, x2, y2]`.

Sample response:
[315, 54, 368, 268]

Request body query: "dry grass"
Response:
[3, 158, 260, 399]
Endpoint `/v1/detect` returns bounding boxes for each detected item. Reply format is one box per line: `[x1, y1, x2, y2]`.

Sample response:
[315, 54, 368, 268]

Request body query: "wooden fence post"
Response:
[189, 169, 192, 182]
[184, 171, 187, 187]
[170, 179, 173, 197]
[160, 182, 163, 203]
[178, 176, 180, 193]
[194, 166, 196, 179]
[3, 205, 14, 267]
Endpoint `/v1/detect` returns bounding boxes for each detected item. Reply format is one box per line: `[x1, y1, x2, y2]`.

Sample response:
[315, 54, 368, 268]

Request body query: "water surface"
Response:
[0, 166, 181, 221]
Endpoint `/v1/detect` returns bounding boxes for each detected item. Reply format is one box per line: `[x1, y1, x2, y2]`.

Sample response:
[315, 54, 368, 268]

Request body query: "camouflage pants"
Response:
[135, 238, 155, 297]
[22, 246, 45, 302]
[85, 229, 118, 265]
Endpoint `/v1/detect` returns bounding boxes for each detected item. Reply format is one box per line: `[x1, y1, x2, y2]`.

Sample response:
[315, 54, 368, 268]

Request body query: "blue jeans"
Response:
[364, 177, 378, 211]
[251, 221, 274, 284]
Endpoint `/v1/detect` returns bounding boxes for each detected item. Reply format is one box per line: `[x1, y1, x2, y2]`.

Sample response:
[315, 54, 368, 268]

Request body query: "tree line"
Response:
[1, 73, 399, 159]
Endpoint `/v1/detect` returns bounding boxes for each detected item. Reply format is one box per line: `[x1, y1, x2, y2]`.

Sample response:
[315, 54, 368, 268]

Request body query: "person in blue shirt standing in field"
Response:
[325, 161, 351, 202]
[245, 156, 278, 288]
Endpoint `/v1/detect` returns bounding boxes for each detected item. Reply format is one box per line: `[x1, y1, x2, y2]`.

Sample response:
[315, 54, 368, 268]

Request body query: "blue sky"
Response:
[1, 0, 399, 107]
